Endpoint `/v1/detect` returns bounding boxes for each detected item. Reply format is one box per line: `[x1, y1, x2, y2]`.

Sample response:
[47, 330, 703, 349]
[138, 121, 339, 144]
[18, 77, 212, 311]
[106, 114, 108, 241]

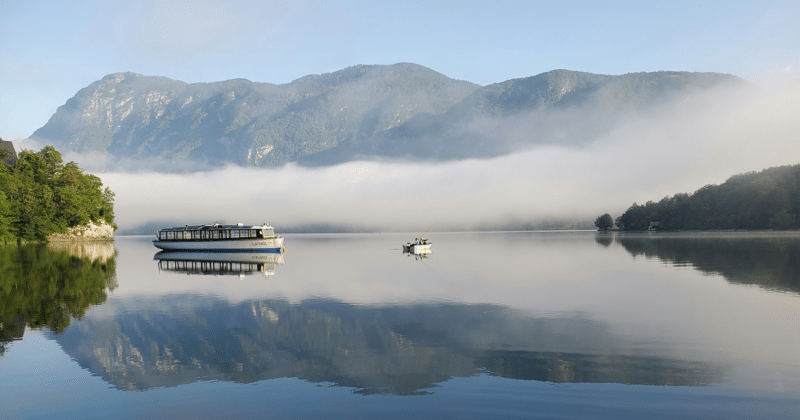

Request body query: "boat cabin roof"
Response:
[159, 223, 273, 232]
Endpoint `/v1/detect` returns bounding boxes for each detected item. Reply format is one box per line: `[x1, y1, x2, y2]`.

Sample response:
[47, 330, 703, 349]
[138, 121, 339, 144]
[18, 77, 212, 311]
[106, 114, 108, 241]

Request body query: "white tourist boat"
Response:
[153, 223, 284, 252]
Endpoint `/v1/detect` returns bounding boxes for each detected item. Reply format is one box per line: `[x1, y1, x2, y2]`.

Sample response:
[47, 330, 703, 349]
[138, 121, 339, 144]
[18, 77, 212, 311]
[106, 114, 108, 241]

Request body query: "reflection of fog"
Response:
[53, 297, 722, 394]
[153, 251, 285, 276]
[616, 232, 800, 294]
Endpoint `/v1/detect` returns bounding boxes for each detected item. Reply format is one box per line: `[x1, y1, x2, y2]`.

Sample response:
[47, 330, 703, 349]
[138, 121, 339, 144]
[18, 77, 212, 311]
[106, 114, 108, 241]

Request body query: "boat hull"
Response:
[403, 243, 432, 253]
[153, 236, 284, 252]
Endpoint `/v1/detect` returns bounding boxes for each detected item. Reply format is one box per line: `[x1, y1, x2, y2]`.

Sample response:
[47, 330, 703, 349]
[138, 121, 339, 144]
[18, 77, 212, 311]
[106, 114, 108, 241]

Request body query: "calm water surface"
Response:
[1, 231, 799, 419]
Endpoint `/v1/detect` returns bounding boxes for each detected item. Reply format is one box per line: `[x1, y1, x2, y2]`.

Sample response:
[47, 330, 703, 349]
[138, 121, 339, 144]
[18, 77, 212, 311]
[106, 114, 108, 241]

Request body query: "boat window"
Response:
[263, 229, 274, 237]
[212, 231, 219, 239]
[166, 231, 174, 240]
[192, 231, 200, 239]
[231, 230, 240, 238]
[248, 230, 256, 238]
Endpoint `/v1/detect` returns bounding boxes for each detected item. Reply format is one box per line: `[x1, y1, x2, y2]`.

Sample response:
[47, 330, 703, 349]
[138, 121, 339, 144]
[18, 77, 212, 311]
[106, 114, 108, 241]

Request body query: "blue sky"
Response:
[1, 0, 799, 140]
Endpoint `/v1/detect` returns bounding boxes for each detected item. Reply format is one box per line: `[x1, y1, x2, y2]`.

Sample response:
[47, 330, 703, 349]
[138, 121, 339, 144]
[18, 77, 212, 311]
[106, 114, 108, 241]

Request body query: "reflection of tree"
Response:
[54, 298, 722, 394]
[0, 315, 25, 356]
[594, 232, 613, 247]
[478, 350, 715, 386]
[0, 244, 117, 354]
[616, 233, 800, 293]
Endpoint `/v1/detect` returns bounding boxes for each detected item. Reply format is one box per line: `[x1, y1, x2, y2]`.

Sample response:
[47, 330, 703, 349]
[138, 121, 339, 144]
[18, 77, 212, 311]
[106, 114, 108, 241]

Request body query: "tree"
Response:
[0, 146, 116, 240]
[0, 191, 16, 243]
[595, 213, 614, 231]
[768, 210, 797, 230]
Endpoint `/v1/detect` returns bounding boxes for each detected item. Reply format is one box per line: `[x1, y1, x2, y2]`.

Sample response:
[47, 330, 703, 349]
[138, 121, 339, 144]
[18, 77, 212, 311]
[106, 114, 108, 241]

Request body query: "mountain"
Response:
[340, 70, 750, 163]
[29, 64, 749, 169]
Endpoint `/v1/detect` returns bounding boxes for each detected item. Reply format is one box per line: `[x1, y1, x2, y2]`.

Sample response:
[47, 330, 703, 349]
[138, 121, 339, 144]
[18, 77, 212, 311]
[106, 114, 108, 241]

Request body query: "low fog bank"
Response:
[91, 81, 800, 233]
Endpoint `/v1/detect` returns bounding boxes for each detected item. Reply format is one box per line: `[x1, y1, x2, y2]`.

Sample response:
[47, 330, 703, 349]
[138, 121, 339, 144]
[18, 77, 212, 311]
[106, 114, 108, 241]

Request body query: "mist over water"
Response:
[80, 82, 800, 232]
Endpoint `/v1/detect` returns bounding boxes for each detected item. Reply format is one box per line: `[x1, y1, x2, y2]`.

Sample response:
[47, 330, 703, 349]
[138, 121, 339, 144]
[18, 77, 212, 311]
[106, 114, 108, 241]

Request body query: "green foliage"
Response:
[0, 146, 115, 241]
[616, 164, 800, 231]
[594, 213, 614, 231]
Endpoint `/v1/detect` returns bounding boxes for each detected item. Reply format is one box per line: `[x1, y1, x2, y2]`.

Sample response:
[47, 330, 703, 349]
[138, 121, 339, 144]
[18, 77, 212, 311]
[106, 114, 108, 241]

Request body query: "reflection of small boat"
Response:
[403, 237, 432, 253]
[153, 223, 284, 252]
[404, 247, 431, 260]
[154, 251, 284, 276]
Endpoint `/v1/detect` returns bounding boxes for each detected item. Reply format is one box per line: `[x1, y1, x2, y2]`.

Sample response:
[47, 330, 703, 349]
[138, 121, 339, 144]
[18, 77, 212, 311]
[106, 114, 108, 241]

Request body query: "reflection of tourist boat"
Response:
[403, 237, 432, 253]
[154, 251, 285, 276]
[153, 223, 284, 252]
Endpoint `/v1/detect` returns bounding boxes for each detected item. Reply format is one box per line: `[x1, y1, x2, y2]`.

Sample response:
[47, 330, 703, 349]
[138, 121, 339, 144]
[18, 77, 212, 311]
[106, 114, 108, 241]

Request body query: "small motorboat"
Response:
[403, 237, 432, 254]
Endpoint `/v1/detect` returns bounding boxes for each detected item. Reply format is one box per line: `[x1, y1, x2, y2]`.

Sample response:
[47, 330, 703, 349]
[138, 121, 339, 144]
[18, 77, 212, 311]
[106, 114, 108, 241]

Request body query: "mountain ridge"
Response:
[29, 64, 750, 170]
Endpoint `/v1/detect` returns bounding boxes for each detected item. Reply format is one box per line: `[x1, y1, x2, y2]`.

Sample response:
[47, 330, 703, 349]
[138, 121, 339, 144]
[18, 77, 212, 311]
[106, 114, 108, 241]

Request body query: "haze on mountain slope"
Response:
[24, 63, 799, 232]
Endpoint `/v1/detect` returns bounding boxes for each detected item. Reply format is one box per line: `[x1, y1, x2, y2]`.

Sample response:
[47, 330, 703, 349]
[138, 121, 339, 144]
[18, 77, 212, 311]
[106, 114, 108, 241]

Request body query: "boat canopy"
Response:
[158, 223, 273, 232]
[156, 224, 277, 241]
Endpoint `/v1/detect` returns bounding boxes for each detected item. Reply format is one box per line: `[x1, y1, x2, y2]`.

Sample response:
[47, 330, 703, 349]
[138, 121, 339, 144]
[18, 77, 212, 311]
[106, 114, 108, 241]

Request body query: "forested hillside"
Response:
[0, 145, 115, 241]
[614, 164, 800, 231]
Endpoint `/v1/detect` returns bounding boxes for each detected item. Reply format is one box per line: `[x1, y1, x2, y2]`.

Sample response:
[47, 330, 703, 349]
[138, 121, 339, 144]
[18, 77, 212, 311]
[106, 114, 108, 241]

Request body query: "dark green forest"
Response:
[614, 164, 800, 231]
[0, 143, 115, 242]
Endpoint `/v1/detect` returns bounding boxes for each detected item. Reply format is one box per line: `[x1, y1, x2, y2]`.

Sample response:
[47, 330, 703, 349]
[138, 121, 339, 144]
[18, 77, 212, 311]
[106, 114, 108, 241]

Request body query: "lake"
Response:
[2, 231, 799, 419]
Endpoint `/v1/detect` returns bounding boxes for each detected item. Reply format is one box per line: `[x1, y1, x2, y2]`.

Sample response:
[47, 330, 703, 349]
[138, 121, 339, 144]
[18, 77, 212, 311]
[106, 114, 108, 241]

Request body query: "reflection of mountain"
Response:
[153, 251, 285, 276]
[617, 233, 800, 294]
[0, 244, 117, 355]
[53, 298, 722, 394]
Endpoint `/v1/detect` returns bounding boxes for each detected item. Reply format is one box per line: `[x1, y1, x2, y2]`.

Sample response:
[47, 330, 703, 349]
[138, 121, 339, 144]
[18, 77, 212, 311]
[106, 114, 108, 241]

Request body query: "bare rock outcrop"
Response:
[48, 219, 115, 242]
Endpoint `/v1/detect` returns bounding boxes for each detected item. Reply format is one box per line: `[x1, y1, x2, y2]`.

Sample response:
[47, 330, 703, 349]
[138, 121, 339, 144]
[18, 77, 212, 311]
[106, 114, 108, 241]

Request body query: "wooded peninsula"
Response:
[599, 164, 800, 231]
[0, 142, 115, 242]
